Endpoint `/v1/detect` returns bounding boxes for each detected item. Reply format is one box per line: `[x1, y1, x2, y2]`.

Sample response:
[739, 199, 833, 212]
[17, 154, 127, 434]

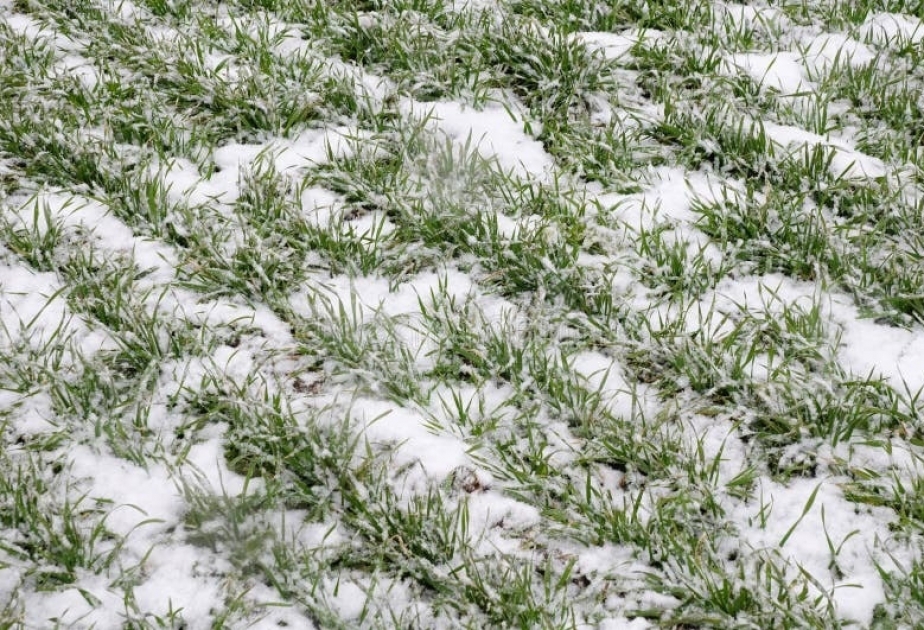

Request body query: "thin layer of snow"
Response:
[292, 269, 475, 326]
[68, 446, 183, 540]
[163, 128, 366, 206]
[467, 490, 542, 555]
[57, 54, 100, 88]
[349, 397, 474, 494]
[599, 619, 653, 630]
[185, 436, 258, 496]
[99, 0, 146, 21]
[449, 0, 498, 10]
[129, 543, 228, 629]
[21, 579, 126, 629]
[712, 273, 819, 315]
[427, 382, 519, 442]
[325, 579, 367, 620]
[0, 390, 57, 439]
[289, 269, 481, 374]
[3, 13, 57, 44]
[4, 2, 924, 626]
[175, 297, 289, 345]
[684, 273, 924, 393]
[323, 57, 395, 105]
[144, 23, 182, 45]
[602, 167, 742, 229]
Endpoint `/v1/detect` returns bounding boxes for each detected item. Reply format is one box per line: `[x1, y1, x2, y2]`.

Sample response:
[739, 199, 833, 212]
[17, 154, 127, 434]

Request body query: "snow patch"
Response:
[163, 128, 366, 206]
[715, 3, 789, 31]
[10, 191, 178, 284]
[762, 121, 888, 180]
[68, 446, 183, 540]
[0, 263, 103, 358]
[731, 478, 904, 626]
[574, 31, 639, 62]
[570, 350, 657, 420]
[129, 543, 228, 629]
[351, 397, 473, 493]
[404, 100, 556, 182]
[723, 52, 812, 96]
[831, 296, 924, 393]
[801, 33, 875, 78]
[603, 167, 741, 228]
[859, 12, 924, 47]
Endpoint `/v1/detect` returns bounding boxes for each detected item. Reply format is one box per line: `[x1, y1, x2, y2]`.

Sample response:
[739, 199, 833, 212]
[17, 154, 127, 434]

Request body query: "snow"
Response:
[129, 543, 228, 629]
[570, 350, 657, 420]
[690, 273, 924, 392]
[831, 296, 924, 393]
[449, 0, 498, 10]
[656, 272, 923, 624]
[574, 31, 639, 62]
[3, 13, 56, 42]
[179, 298, 293, 347]
[602, 167, 739, 228]
[351, 397, 474, 494]
[324, 579, 367, 620]
[186, 437, 257, 496]
[22, 580, 126, 628]
[0, 262, 105, 359]
[290, 268, 481, 373]
[859, 13, 924, 47]
[9, 191, 178, 284]
[467, 490, 542, 553]
[730, 477, 904, 627]
[762, 121, 888, 180]
[3, 1, 924, 626]
[801, 33, 876, 78]
[403, 99, 556, 183]
[161, 127, 367, 208]
[300, 186, 346, 226]
[297, 269, 475, 325]
[599, 619, 653, 630]
[0, 390, 57, 438]
[104, 0, 146, 22]
[323, 57, 395, 104]
[57, 54, 100, 88]
[724, 52, 812, 96]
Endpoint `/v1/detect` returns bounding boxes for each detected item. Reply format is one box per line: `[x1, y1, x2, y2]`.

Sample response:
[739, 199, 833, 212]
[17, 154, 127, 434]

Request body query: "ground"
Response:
[1, 0, 924, 628]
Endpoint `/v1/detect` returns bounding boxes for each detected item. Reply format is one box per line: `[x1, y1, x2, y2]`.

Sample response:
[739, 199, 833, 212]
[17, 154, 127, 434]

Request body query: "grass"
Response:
[1, 0, 924, 627]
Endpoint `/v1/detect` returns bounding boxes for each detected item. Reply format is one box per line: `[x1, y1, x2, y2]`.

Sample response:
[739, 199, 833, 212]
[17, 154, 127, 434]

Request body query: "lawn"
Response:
[1, 0, 924, 627]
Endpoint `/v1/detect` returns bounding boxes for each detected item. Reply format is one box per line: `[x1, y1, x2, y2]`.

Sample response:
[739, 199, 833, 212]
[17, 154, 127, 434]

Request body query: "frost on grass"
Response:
[2, 0, 924, 627]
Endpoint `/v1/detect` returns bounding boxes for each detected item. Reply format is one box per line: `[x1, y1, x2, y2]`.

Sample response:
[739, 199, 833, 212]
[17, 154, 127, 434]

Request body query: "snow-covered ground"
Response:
[1, 0, 924, 627]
